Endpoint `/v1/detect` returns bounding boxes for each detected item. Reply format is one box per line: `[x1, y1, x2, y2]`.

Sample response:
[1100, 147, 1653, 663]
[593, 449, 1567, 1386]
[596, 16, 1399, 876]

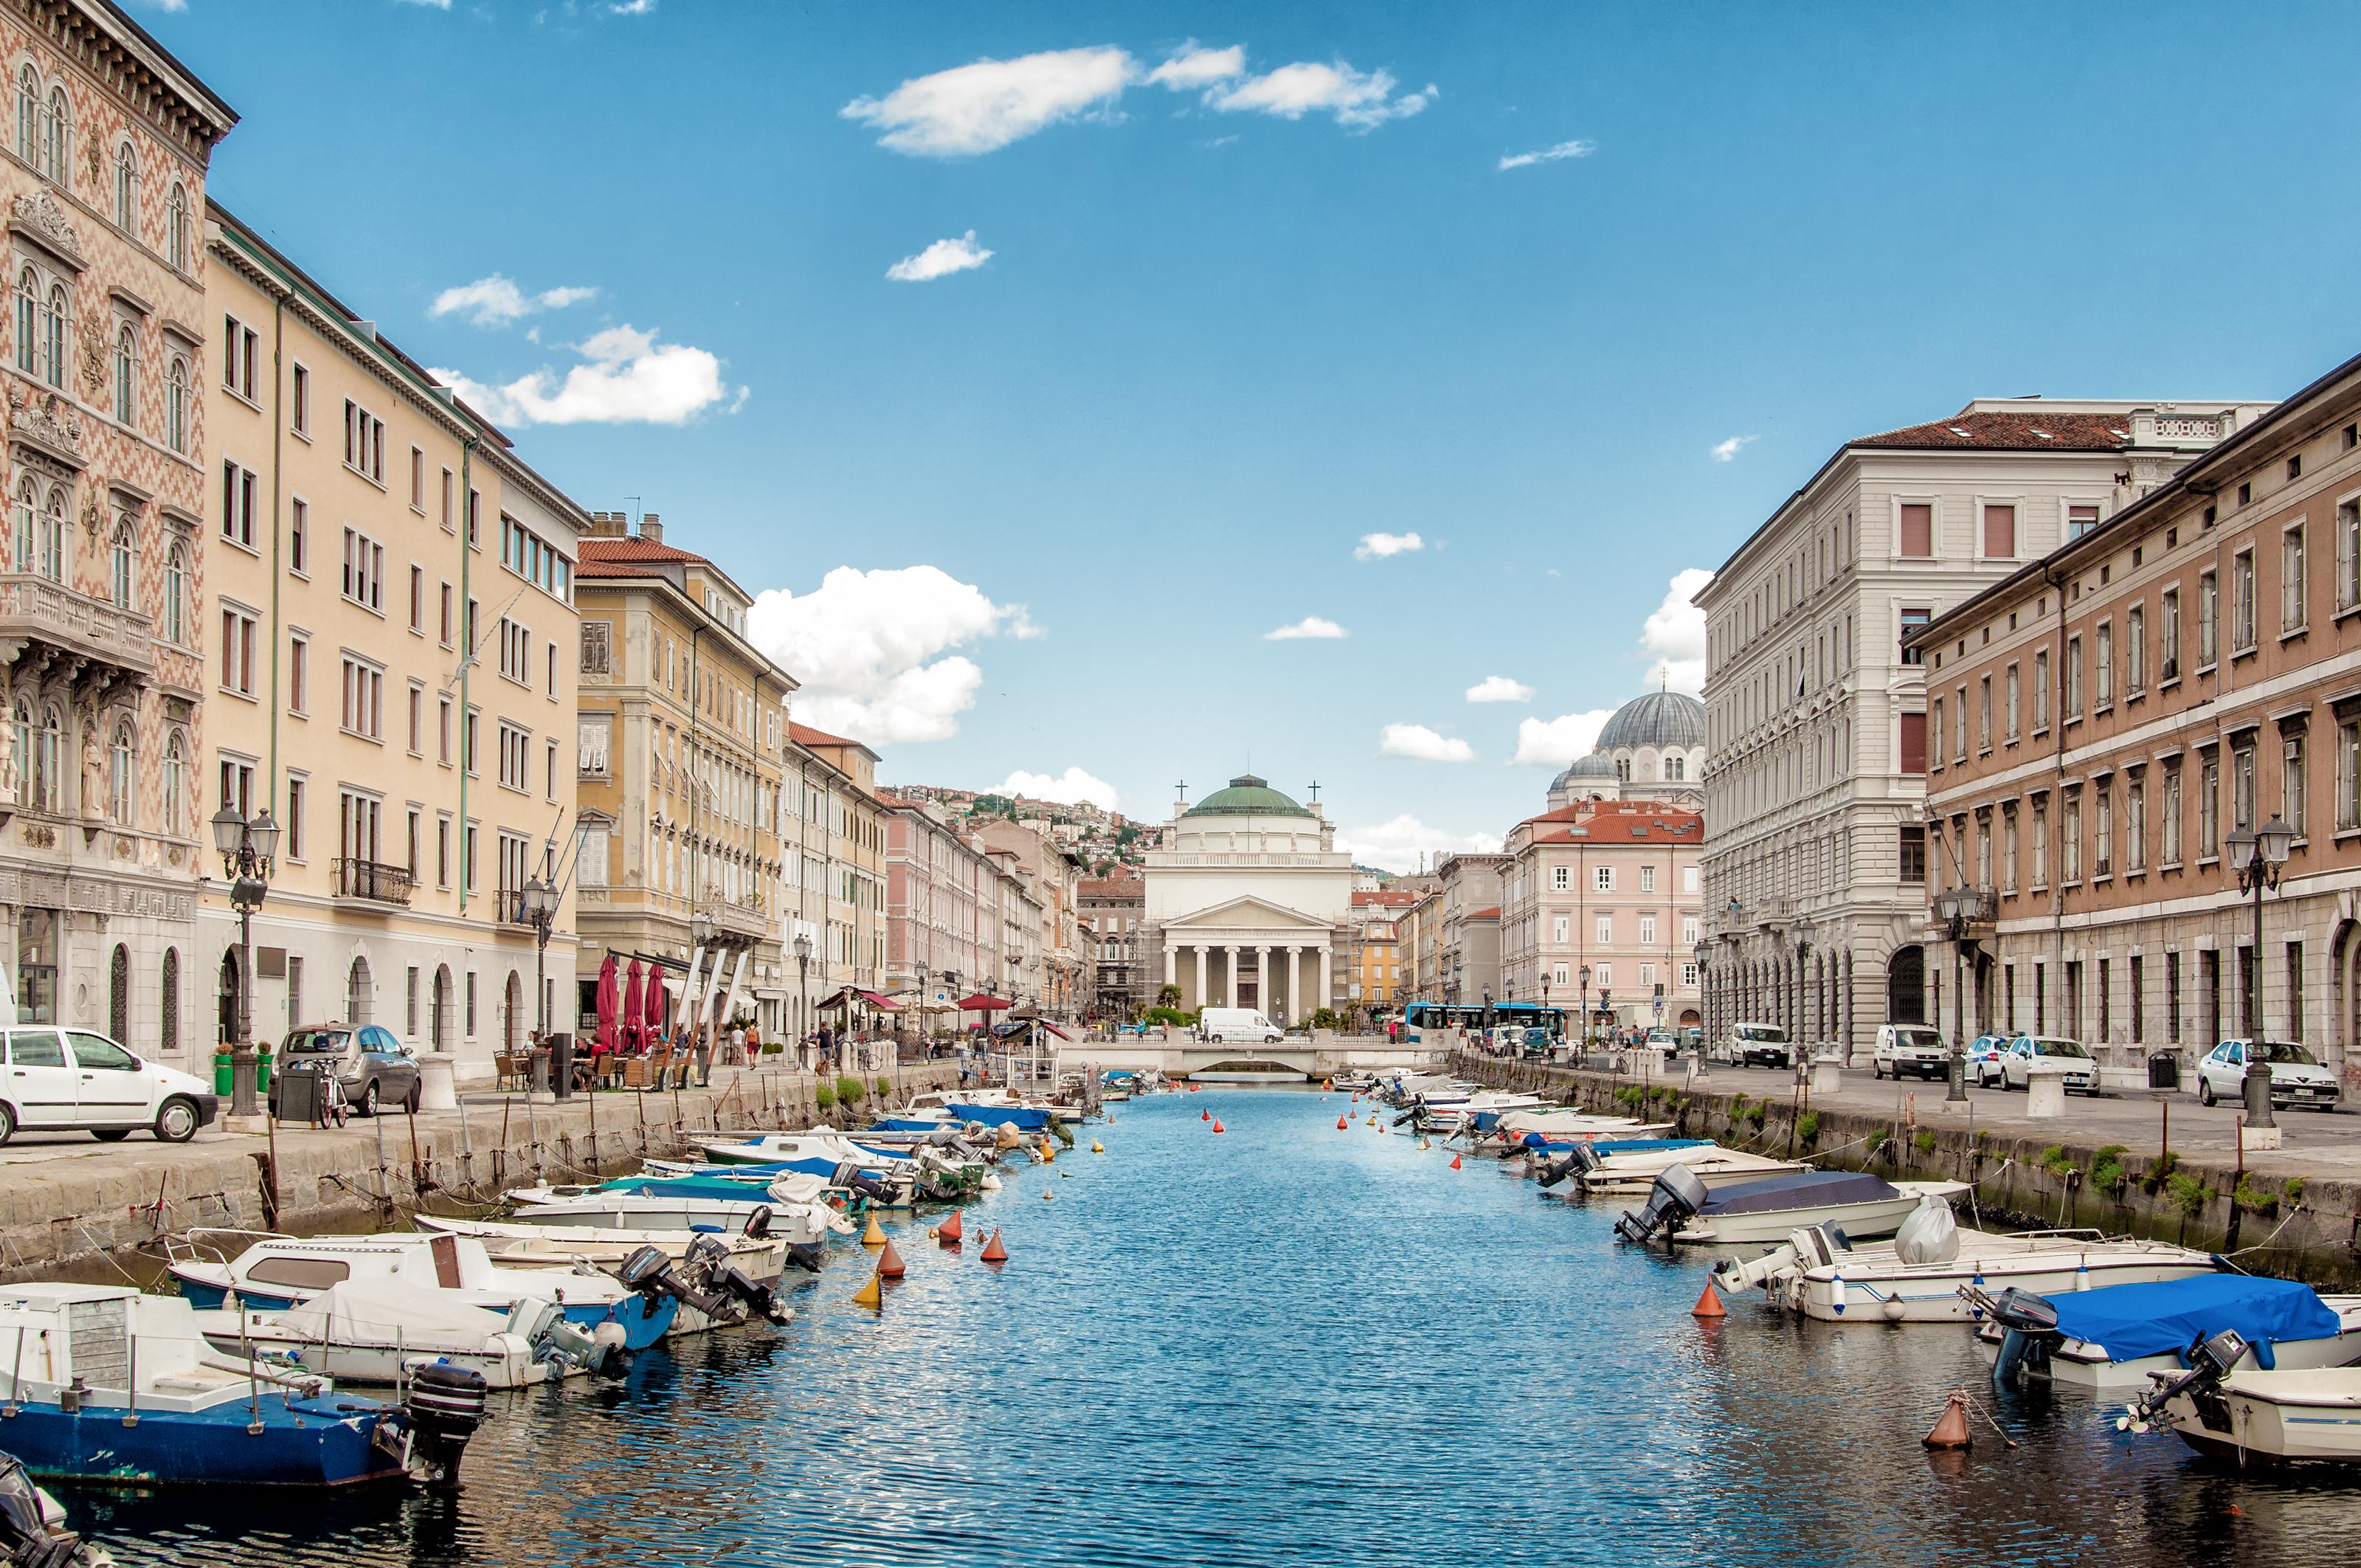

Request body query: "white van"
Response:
[1873, 1023, 1950, 1080]
[0, 1025, 220, 1144]
[1198, 1008, 1284, 1046]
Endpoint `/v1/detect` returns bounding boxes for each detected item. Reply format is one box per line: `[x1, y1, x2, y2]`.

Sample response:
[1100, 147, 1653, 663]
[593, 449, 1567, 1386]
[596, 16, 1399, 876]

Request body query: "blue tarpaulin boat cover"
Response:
[2049, 1274, 2340, 1363]
[1521, 1133, 1709, 1154]
[1697, 1170, 1897, 1216]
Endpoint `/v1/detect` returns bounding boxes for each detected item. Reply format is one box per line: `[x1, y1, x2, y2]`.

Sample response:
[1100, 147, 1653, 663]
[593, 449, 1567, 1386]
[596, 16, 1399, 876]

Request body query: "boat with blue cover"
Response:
[1975, 1273, 2361, 1391]
[0, 1283, 487, 1488]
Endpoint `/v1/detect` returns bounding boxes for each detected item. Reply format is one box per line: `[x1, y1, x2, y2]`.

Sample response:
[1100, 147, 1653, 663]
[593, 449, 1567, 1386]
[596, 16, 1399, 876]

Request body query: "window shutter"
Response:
[1900, 503, 1932, 558]
[1983, 504, 2015, 559]
[1899, 711, 1927, 775]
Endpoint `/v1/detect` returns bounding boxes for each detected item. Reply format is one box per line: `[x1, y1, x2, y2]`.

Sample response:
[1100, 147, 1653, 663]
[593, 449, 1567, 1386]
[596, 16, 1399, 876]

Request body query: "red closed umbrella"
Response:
[594, 954, 620, 1054]
[646, 964, 671, 1046]
[621, 959, 646, 1053]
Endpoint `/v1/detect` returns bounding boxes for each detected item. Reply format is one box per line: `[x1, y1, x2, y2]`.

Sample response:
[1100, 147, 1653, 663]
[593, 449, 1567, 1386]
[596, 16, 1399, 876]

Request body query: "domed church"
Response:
[1546, 689, 1707, 812]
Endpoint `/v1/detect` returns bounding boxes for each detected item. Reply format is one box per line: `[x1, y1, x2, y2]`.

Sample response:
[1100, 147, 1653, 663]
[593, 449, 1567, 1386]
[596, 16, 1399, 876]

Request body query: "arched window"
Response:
[42, 282, 64, 388]
[33, 705, 59, 812]
[109, 518, 133, 607]
[13, 268, 33, 375]
[165, 182, 187, 272]
[159, 947, 180, 1055]
[163, 544, 186, 644]
[7, 700, 27, 807]
[108, 720, 132, 824]
[165, 356, 187, 452]
[13, 67, 34, 165]
[162, 730, 184, 835]
[108, 944, 128, 1041]
[9, 478, 30, 573]
[112, 322, 134, 426]
[37, 486, 63, 582]
[41, 86, 65, 184]
[113, 142, 135, 229]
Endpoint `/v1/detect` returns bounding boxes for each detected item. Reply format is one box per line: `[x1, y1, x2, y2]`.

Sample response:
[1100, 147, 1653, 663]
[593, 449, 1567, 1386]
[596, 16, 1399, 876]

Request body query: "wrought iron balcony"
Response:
[333, 857, 415, 906]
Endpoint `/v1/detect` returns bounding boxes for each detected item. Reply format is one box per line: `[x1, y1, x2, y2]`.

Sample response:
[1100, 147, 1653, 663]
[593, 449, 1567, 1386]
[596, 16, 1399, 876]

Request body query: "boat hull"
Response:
[1674, 1185, 1967, 1246]
[2162, 1370, 2361, 1462]
[0, 1392, 409, 1488]
[1795, 1254, 2220, 1323]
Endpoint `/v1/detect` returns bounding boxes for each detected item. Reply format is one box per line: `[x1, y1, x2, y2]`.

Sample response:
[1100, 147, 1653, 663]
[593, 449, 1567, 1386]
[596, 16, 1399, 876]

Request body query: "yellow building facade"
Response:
[200, 205, 585, 1077]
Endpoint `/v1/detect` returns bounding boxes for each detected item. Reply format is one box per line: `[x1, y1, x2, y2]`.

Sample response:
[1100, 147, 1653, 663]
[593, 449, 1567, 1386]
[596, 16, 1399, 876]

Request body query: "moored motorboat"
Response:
[1974, 1274, 2361, 1392]
[0, 1283, 486, 1488]
[1640, 1170, 1970, 1246]
[191, 1278, 609, 1389]
[507, 1174, 860, 1233]
[414, 1212, 806, 1276]
[2123, 1330, 2361, 1464]
[1576, 1145, 1810, 1198]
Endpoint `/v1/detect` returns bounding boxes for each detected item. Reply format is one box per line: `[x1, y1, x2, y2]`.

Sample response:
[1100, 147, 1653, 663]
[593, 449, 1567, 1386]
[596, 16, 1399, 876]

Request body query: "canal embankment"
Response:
[0, 1060, 958, 1282]
[1452, 1051, 2361, 1288]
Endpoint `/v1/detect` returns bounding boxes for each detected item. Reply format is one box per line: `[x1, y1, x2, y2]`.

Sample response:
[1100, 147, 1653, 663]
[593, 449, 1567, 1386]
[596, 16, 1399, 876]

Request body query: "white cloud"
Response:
[391, 0, 450, 8]
[128, 0, 188, 11]
[886, 231, 995, 283]
[995, 767, 1119, 812]
[842, 46, 1137, 156]
[1353, 531, 1423, 560]
[609, 0, 654, 13]
[1711, 434, 1758, 463]
[1148, 43, 1245, 89]
[1379, 723, 1473, 763]
[1513, 708, 1614, 767]
[750, 565, 1036, 745]
[1334, 814, 1502, 875]
[431, 324, 728, 426]
[1498, 138, 1594, 171]
[1208, 61, 1434, 129]
[1640, 567, 1712, 696]
[429, 274, 600, 328]
[1465, 675, 1534, 704]
[1265, 616, 1347, 640]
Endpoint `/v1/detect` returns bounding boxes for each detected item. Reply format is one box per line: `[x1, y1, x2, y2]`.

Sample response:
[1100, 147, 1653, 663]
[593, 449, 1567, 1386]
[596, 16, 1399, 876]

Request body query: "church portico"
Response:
[1144, 776, 1352, 1025]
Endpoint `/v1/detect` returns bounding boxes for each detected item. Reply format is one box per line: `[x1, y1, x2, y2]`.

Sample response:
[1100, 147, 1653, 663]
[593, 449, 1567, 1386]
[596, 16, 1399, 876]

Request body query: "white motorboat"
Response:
[415, 1213, 795, 1280]
[192, 1279, 601, 1389]
[1496, 1109, 1663, 1138]
[2129, 1347, 2361, 1464]
[502, 1178, 850, 1239]
[1715, 1223, 2223, 1323]
[1664, 1172, 1971, 1245]
[1973, 1274, 2361, 1392]
[1579, 1147, 1810, 1198]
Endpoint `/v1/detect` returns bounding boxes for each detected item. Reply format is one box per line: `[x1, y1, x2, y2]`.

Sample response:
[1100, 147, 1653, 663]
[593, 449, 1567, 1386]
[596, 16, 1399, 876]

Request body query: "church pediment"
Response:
[1161, 894, 1333, 933]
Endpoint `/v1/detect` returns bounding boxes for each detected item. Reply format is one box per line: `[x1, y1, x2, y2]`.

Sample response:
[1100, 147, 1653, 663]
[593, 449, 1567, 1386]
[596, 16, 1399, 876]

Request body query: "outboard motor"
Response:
[511, 1298, 610, 1375]
[0, 1448, 103, 1568]
[742, 1204, 774, 1240]
[404, 1361, 491, 1485]
[2122, 1328, 2251, 1435]
[784, 1240, 825, 1272]
[1534, 1154, 1579, 1189]
[1614, 1163, 1711, 1244]
[830, 1161, 895, 1203]
[612, 1243, 732, 1322]
[1966, 1285, 2061, 1384]
[716, 1263, 795, 1326]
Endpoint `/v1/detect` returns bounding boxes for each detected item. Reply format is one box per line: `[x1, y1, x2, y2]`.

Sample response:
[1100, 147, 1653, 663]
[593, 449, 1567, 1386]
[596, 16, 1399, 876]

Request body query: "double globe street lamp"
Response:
[518, 874, 559, 1046]
[2225, 815, 2296, 1130]
[1933, 884, 1993, 1105]
[210, 804, 280, 1116]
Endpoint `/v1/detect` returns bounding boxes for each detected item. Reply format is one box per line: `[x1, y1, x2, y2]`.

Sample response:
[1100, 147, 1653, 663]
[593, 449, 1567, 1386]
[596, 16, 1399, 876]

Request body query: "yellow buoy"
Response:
[851, 1271, 882, 1309]
[1090, 1142, 1105, 1153]
[861, 1215, 887, 1246]
[1041, 1142, 1056, 1164]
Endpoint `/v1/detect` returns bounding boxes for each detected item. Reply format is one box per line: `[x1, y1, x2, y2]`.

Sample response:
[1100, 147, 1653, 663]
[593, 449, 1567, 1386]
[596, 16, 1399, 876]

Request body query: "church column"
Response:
[1226, 946, 1240, 1009]
[1195, 945, 1208, 1012]
[1276, 945, 1296, 1023]
[1164, 944, 1177, 991]
[1318, 944, 1333, 1020]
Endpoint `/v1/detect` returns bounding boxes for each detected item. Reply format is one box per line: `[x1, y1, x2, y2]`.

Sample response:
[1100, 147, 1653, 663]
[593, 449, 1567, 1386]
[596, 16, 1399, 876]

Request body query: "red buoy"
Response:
[1202, 1108, 1211, 1121]
[1212, 1119, 1226, 1133]
[1449, 1154, 1462, 1170]
[980, 1229, 1008, 1263]
[1693, 1278, 1727, 1319]
[937, 1209, 964, 1245]
[877, 1240, 907, 1279]
[1923, 1391, 1972, 1449]
[1338, 1116, 1349, 1130]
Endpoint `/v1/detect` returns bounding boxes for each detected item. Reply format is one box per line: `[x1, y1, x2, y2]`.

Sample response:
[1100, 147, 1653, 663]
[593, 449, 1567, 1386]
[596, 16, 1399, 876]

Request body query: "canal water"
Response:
[63, 1086, 2358, 1566]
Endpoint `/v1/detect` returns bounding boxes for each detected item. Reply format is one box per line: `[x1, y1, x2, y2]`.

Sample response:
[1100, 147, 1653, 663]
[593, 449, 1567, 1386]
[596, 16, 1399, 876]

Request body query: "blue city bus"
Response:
[1402, 1001, 1566, 1043]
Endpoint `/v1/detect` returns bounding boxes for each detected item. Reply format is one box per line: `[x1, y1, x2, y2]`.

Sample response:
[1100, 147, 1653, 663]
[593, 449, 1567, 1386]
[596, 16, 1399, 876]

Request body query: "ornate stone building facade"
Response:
[0, 1, 232, 1054]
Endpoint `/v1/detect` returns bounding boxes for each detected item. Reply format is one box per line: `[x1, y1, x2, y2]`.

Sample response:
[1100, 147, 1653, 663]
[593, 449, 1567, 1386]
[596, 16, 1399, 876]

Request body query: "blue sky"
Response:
[140, 0, 2361, 868]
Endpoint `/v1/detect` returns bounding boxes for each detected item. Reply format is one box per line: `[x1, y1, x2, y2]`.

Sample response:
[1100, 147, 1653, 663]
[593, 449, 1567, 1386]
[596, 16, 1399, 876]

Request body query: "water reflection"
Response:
[53, 1088, 2361, 1567]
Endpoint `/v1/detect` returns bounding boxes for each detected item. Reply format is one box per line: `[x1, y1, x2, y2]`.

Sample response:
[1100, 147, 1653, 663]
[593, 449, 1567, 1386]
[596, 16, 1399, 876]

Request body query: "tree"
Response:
[1157, 983, 1182, 1009]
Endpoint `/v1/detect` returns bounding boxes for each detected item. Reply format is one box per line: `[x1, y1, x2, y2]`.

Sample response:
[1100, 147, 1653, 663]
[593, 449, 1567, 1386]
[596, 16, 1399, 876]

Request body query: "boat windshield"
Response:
[283, 1028, 355, 1056]
[2255, 1041, 2320, 1065]
[2034, 1039, 2092, 1058]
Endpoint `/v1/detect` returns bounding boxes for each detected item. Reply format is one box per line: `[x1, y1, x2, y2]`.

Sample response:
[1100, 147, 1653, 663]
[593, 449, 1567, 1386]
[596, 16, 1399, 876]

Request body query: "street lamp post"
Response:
[2226, 817, 2295, 1130]
[1579, 964, 1591, 1052]
[792, 931, 813, 1071]
[1540, 976, 1551, 1052]
[1693, 939, 1711, 1068]
[211, 804, 280, 1117]
[1935, 886, 1971, 1104]
[520, 874, 559, 1046]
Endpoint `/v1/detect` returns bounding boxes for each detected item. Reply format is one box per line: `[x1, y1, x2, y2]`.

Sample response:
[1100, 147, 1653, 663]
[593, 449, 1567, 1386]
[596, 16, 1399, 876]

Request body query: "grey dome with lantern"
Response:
[1545, 688, 1708, 812]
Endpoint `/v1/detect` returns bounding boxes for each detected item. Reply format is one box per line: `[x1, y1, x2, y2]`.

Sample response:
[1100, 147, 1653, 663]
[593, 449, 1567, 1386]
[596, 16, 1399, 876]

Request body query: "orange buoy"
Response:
[1693, 1278, 1727, 1319]
[937, 1209, 964, 1245]
[851, 1271, 882, 1309]
[1212, 1119, 1226, 1133]
[1449, 1154, 1463, 1170]
[877, 1240, 906, 1279]
[1338, 1116, 1349, 1130]
[1923, 1392, 1973, 1449]
[980, 1228, 1008, 1263]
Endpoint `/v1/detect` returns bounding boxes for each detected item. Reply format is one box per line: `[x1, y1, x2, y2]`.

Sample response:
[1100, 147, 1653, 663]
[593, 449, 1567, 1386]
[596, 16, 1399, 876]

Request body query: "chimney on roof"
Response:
[639, 512, 663, 544]
[587, 511, 626, 539]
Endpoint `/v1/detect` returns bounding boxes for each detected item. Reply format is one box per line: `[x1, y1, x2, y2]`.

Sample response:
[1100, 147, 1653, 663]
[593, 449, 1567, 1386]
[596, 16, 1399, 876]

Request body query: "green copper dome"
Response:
[1186, 775, 1313, 818]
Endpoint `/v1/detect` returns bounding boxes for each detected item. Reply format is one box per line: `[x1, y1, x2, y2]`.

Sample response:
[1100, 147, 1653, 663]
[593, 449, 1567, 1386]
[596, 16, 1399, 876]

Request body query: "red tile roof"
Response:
[1853, 409, 2132, 453]
[1518, 800, 1704, 841]
[575, 536, 709, 576]
[1352, 890, 1420, 906]
[1468, 905, 1501, 919]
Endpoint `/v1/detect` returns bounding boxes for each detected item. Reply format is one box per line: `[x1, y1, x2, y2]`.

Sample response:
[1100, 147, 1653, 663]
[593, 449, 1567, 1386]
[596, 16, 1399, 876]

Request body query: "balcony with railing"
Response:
[696, 888, 769, 945]
[333, 857, 415, 907]
[0, 572, 155, 690]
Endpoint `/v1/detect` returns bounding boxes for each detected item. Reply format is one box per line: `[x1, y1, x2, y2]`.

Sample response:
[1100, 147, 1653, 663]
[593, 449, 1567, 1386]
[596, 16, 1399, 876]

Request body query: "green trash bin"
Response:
[255, 1047, 273, 1095]
[213, 1049, 233, 1096]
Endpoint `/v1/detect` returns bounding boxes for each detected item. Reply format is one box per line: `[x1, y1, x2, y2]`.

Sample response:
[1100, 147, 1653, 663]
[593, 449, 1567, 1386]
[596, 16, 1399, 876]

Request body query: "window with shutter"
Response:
[1899, 711, 1927, 774]
[1899, 502, 1932, 558]
[1982, 503, 2016, 558]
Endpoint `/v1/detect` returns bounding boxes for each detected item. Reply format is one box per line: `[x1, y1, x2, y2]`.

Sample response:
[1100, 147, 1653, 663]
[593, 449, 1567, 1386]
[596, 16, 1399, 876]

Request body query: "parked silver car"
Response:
[2196, 1040, 2340, 1111]
[269, 1024, 421, 1117]
[1982, 1035, 2098, 1094]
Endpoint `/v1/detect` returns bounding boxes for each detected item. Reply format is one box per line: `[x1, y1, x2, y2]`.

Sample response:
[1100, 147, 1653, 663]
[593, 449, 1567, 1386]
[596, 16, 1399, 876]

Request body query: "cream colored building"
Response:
[199, 204, 586, 1074]
[0, 2, 233, 1060]
[788, 722, 885, 1025]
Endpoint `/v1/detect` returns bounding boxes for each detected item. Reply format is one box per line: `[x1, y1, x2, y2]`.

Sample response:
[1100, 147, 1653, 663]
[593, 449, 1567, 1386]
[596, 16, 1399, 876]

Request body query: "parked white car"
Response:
[1197, 1007, 1282, 1046]
[1983, 1035, 2099, 1094]
[0, 1025, 220, 1144]
[1872, 1023, 1951, 1081]
[2196, 1040, 2341, 1111]
[1716, 1022, 1793, 1069]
